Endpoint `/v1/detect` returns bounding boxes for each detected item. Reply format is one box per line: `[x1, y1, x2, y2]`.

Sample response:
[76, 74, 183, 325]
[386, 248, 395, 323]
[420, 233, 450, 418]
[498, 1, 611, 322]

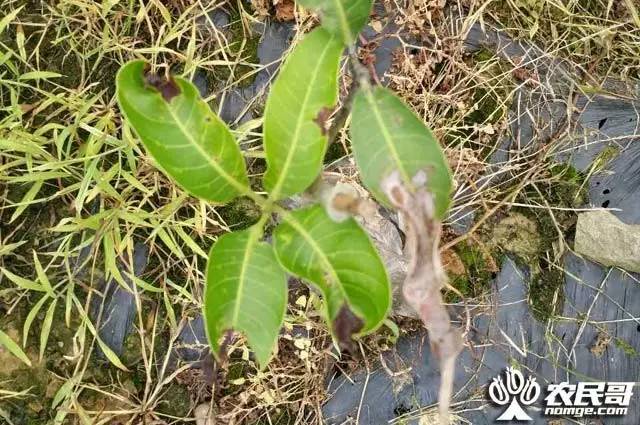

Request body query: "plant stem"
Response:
[326, 47, 372, 146]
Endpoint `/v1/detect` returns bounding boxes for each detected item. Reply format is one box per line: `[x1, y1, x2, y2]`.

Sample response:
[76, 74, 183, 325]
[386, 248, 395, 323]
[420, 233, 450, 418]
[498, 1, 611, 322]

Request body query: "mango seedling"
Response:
[116, 0, 459, 421]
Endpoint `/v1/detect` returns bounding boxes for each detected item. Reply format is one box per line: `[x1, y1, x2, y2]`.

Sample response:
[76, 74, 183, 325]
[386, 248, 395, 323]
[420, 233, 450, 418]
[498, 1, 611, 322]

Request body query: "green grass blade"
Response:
[51, 378, 75, 409]
[9, 180, 43, 223]
[1, 267, 45, 292]
[33, 251, 55, 297]
[39, 298, 58, 361]
[23, 294, 50, 348]
[18, 71, 63, 81]
[0, 6, 23, 35]
[0, 329, 31, 367]
[0, 241, 27, 258]
[0, 406, 16, 425]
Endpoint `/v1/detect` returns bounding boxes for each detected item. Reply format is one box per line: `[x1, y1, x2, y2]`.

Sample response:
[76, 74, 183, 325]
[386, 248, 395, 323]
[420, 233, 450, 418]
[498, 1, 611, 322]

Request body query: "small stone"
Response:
[200, 9, 230, 32]
[195, 403, 214, 425]
[575, 210, 640, 273]
[370, 20, 383, 33]
[209, 10, 230, 29]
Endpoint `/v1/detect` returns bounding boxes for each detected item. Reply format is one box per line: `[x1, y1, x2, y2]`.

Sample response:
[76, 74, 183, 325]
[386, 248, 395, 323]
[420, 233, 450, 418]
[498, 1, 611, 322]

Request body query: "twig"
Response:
[326, 47, 372, 146]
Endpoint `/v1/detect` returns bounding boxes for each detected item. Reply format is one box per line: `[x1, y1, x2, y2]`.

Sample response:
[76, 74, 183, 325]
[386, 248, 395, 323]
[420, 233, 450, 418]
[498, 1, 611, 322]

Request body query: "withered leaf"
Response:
[333, 304, 364, 352]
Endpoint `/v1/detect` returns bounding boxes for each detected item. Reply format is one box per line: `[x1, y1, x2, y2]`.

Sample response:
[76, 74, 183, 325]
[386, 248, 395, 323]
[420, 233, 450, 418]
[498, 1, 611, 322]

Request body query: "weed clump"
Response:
[529, 266, 565, 323]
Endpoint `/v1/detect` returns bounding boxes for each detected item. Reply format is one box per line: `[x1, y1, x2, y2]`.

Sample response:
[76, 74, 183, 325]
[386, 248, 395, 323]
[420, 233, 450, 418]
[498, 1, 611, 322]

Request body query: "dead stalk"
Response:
[382, 171, 464, 424]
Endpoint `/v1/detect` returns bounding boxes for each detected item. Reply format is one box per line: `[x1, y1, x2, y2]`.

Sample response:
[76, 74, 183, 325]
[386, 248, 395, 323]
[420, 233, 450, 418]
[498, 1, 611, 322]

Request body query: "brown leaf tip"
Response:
[333, 304, 364, 352]
[143, 65, 181, 102]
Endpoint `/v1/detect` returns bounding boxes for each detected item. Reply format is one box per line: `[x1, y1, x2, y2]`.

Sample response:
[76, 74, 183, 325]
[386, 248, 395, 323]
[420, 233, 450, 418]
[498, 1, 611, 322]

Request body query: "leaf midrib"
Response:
[268, 34, 336, 200]
[330, 0, 352, 42]
[158, 89, 249, 196]
[231, 231, 261, 326]
[363, 88, 412, 185]
[280, 211, 346, 301]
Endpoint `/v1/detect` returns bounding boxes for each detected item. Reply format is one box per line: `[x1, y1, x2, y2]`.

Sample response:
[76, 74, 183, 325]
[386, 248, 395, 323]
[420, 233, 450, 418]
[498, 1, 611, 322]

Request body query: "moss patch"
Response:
[218, 196, 262, 230]
[519, 163, 587, 251]
[465, 87, 505, 126]
[157, 382, 192, 418]
[590, 145, 621, 175]
[504, 163, 587, 323]
[491, 212, 542, 258]
[454, 48, 514, 156]
[465, 49, 513, 127]
[446, 240, 496, 301]
[213, 10, 260, 87]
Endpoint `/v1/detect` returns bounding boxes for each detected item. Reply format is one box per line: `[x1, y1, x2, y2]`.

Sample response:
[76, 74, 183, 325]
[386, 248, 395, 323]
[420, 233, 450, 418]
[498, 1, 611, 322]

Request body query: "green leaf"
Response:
[205, 229, 287, 367]
[0, 6, 24, 35]
[33, 251, 55, 297]
[23, 294, 49, 348]
[116, 60, 249, 203]
[0, 329, 31, 367]
[263, 28, 343, 200]
[298, 0, 373, 45]
[39, 298, 58, 361]
[0, 267, 45, 292]
[350, 86, 452, 218]
[18, 71, 63, 81]
[273, 205, 390, 336]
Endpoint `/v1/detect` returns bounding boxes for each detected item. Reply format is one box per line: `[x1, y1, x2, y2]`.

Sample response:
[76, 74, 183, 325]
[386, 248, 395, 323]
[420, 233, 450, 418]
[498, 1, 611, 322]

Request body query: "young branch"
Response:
[326, 46, 373, 146]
